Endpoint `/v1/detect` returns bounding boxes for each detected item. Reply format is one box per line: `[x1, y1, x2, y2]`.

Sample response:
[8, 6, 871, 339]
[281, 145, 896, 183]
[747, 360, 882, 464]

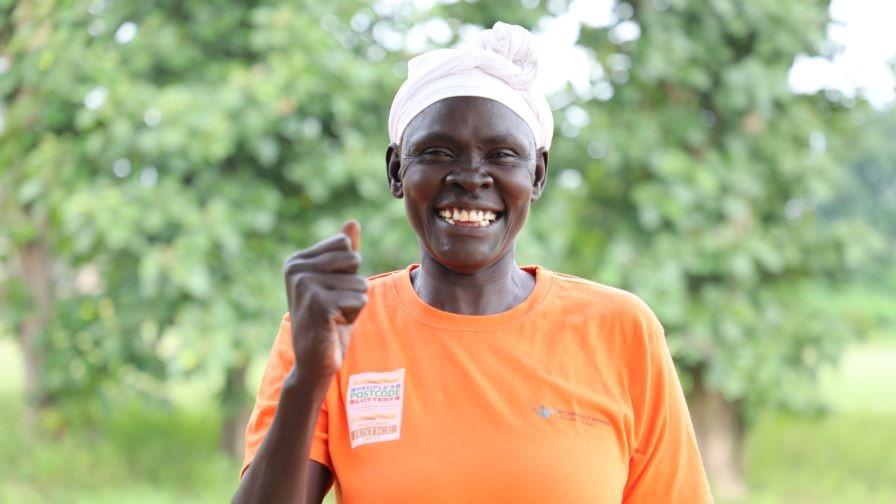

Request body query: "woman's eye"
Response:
[492, 150, 516, 159]
[423, 149, 451, 157]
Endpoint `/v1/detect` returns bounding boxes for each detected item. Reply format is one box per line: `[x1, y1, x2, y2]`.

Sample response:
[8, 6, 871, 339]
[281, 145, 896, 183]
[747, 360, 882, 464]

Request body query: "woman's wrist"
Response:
[282, 366, 334, 402]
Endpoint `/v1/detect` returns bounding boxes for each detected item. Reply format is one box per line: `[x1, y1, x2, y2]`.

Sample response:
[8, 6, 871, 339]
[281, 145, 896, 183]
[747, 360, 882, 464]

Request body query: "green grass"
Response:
[736, 411, 896, 504]
[1, 338, 894, 503]
[723, 340, 896, 504]
[818, 341, 896, 415]
[0, 393, 240, 503]
[0, 338, 337, 504]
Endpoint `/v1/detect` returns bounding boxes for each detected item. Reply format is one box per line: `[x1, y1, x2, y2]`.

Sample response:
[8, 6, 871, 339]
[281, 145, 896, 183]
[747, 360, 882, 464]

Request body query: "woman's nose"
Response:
[445, 160, 494, 192]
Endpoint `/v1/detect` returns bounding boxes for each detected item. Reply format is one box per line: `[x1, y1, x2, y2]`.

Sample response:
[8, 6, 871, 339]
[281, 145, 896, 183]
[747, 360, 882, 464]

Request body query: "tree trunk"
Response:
[16, 234, 55, 424]
[688, 374, 748, 501]
[219, 357, 251, 459]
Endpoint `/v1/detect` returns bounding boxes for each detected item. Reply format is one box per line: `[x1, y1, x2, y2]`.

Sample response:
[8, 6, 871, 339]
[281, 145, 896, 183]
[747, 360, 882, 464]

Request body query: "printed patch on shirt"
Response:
[531, 404, 611, 427]
[346, 369, 405, 448]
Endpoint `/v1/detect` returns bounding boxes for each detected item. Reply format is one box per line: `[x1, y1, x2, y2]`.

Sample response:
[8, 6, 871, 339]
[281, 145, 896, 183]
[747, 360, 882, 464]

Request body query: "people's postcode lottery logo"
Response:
[346, 369, 406, 448]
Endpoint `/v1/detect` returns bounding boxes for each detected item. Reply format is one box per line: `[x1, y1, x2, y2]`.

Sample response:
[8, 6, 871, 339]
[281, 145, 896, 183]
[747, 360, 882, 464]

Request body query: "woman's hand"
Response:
[283, 220, 366, 379]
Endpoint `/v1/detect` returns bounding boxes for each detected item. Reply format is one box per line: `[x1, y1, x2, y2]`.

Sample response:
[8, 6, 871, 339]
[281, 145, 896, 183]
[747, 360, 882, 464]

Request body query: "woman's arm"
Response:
[621, 302, 712, 503]
[234, 221, 365, 503]
[232, 369, 333, 504]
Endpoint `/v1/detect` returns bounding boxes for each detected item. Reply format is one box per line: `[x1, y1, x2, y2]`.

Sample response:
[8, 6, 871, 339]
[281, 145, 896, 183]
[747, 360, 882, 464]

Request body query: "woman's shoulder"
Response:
[540, 268, 665, 354]
[541, 268, 659, 323]
[367, 268, 406, 283]
[365, 267, 408, 294]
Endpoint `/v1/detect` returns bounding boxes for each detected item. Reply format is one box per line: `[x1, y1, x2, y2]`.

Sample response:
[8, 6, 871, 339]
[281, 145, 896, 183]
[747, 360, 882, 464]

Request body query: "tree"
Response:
[0, 0, 409, 453]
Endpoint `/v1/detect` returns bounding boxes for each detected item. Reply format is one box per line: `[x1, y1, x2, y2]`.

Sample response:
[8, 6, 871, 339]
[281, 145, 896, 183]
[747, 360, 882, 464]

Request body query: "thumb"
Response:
[340, 219, 361, 252]
[335, 220, 361, 327]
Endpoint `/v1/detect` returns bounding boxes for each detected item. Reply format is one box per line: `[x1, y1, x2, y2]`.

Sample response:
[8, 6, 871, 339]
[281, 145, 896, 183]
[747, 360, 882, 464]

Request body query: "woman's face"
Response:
[386, 96, 548, 274]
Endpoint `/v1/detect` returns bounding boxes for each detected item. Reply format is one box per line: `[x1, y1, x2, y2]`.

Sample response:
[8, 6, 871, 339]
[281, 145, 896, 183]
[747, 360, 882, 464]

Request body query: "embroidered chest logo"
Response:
[531, 404, 610, 427]
[534, 404, 555, 419]
[346, 369, 406, 448]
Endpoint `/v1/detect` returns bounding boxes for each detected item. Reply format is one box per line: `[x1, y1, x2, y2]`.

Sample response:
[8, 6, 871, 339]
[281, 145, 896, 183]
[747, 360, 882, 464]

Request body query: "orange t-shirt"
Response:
[242, 265, 713, 503]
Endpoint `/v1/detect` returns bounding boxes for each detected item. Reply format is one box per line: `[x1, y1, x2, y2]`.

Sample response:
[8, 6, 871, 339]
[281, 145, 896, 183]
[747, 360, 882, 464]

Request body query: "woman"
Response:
[233, 22, 711, 504]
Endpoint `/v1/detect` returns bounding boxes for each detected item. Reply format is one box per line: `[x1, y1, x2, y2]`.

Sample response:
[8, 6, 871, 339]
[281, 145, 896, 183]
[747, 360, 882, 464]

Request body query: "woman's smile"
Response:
[435, 207, 502, 227]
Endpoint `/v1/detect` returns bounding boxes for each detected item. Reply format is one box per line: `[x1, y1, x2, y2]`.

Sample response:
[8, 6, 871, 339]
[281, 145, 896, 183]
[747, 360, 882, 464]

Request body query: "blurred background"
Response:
[1, 0, 894, 502]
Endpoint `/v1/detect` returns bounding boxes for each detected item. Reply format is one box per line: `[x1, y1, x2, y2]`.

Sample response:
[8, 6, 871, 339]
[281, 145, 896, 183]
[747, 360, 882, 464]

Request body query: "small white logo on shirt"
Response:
[346, 369, 405, 448]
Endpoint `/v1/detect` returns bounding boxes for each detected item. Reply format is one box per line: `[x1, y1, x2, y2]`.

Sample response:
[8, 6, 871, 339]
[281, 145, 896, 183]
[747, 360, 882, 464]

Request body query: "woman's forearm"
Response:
[232, 368, 332, 504]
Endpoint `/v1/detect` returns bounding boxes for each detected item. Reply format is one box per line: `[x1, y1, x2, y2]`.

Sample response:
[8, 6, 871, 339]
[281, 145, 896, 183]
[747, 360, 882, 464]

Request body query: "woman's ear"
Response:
[386, 143, 403, 199]
[530, 148, 549, 202]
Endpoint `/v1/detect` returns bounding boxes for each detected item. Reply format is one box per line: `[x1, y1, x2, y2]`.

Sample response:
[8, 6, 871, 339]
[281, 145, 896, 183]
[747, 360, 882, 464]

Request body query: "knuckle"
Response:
[304, 286, 326, 307]
[312, 237, 333, 251]
[284, 257, 309, 274]
[293, 272, 312, 289]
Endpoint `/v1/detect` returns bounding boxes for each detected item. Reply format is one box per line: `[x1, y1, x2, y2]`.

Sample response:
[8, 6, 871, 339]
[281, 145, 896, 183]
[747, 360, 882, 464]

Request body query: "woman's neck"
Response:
[410, 250, 535, 315]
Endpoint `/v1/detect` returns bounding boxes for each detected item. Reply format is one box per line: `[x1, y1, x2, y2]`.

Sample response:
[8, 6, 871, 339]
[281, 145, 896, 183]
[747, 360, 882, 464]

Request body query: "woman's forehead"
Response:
[402, 96, 535, 148]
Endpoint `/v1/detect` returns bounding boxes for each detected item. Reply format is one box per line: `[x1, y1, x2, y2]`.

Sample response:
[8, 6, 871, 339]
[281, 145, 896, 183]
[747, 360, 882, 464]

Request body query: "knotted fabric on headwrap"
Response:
[388, 22, 554, 150]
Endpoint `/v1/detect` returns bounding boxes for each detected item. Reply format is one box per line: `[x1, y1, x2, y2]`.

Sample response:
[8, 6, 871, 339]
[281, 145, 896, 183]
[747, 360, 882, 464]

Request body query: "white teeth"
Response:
[438, 207, 500, 226]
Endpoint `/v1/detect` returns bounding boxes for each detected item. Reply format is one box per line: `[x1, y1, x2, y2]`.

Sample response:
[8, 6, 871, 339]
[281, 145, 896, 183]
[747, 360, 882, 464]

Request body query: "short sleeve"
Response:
[240, 313, 332, 478]
[622, 304, 713, 503]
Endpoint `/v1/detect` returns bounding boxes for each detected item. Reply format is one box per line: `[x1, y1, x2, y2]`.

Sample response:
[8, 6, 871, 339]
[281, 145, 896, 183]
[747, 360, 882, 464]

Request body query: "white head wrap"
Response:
[388, 22, 554, 150]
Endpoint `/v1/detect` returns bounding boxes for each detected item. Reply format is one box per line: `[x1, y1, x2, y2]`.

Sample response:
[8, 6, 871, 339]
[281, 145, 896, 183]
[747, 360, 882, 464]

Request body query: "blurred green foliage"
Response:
[0, 0, 894, 499]
[0, 394, 239, 503]
[1, 0, 418, 416]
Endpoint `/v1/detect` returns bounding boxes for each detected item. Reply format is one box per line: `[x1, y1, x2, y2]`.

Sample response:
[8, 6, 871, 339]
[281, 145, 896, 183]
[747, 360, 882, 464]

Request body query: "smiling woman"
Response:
[232, 22, 712, 504]
[391, 97, 546, 284]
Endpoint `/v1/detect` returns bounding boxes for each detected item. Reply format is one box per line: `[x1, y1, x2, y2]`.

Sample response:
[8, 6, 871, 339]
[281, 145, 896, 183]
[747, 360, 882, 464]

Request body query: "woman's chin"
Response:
[428, 247, 504, 275]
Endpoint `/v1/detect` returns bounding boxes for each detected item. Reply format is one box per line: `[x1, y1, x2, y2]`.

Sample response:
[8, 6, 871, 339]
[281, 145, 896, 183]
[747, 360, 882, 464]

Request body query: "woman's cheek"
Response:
[403, 164, 442, 200]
